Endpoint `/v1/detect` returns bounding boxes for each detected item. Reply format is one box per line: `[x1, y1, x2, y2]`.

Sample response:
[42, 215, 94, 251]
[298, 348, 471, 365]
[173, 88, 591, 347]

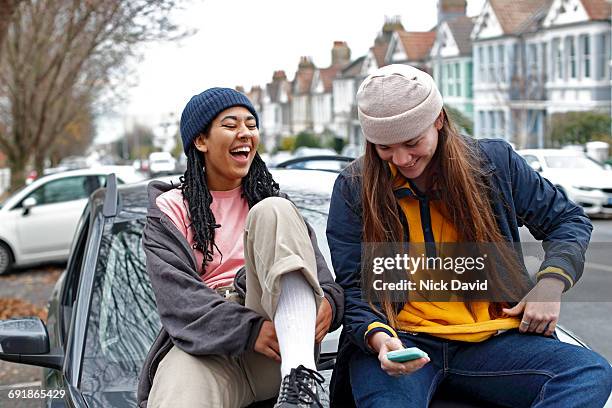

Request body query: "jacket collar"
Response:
[388, 163, 440, 201]
[146, 180, 182, 215]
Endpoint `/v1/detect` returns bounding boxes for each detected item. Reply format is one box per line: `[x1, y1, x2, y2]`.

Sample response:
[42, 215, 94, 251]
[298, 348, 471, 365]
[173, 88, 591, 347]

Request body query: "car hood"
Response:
[543, 169, 612, 189]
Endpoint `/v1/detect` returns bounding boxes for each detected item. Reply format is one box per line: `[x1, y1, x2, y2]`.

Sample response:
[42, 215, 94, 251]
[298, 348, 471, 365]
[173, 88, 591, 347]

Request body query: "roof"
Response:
[293, 69, 314, 95]
[266, 81, 281, 103]
[246, 86, 263, 104]
[580, 0, 612, 20]
[340, 56, 366, 78]
[397, 31, 437, 61]
[370, 42, 389, 67]
[446, 15, 475, 55]
[265, 70, 290, 103]
[318, 64, 343, 92]
[489, 0, 552, 34]
[267, 73, 292, 103]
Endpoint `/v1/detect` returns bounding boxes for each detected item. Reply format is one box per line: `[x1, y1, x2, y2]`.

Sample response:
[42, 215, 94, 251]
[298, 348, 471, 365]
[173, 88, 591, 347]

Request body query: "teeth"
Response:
[230, 146, 250, 153]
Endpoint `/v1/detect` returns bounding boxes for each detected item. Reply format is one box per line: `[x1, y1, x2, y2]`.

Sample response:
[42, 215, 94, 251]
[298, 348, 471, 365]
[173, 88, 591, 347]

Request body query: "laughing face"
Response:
[193, 106, 260, 191]
[374, 113, 444, 190]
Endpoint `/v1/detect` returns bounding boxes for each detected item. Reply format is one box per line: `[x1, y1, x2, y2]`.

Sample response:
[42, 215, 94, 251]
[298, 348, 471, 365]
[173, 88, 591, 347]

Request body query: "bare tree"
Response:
[0, 0, 22, 52]
[48, 100, 95, 166]
[0, 0, 189, 191]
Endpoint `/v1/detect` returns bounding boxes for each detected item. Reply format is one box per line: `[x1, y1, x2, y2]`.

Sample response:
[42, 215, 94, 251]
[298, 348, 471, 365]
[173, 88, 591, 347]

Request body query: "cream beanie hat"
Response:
[357, 64, 443, 144]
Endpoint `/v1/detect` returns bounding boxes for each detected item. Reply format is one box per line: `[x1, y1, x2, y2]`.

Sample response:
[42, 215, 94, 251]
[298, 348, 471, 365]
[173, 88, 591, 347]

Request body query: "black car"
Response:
[0, 170, 607, 408]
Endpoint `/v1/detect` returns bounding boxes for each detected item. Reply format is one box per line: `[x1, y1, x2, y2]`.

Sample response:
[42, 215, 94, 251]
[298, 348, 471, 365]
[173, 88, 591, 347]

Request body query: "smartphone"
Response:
[386, 347, 429, 363]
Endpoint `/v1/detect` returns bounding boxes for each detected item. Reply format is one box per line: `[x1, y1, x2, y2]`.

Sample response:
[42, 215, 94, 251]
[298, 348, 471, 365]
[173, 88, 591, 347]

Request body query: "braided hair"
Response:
[179, 134, 280, 271]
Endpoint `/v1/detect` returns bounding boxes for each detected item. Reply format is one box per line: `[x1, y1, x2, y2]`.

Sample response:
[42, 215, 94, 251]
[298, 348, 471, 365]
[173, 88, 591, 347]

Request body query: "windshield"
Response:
[80, 189, 334, 395]
[81, 218, 161, 394]
[544, 155, 604, 170]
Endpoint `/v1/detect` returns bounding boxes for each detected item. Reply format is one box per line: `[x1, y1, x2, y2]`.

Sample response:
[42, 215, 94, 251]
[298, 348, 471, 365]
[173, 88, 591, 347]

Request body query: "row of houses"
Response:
[243, 0, 611, 151]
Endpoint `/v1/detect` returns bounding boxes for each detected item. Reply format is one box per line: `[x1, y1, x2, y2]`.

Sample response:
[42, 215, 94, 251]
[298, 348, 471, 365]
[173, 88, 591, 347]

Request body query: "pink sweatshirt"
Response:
[155, 186, 248, 289]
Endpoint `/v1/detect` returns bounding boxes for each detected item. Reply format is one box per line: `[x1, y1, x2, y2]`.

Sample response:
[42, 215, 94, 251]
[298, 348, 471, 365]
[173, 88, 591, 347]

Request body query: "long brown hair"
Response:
[360, 108, 528, 326]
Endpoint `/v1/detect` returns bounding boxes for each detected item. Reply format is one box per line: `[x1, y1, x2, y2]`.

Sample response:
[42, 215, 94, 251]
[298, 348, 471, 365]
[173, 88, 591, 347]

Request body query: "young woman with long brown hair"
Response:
[326, 64, 612, 407]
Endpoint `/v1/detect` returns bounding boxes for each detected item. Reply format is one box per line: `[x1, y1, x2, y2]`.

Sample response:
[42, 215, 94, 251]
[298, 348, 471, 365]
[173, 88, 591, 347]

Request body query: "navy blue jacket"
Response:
[326, 138, 592, 407]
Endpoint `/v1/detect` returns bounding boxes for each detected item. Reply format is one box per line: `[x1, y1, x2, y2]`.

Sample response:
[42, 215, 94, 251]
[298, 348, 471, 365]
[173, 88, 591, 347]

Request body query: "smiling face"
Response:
[374, 113, 444, 190]
[193, 106, 259, 191]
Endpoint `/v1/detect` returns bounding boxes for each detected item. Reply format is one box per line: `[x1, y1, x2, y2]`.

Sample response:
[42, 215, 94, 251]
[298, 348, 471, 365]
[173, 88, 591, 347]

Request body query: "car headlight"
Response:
[573, 186, 598, 192]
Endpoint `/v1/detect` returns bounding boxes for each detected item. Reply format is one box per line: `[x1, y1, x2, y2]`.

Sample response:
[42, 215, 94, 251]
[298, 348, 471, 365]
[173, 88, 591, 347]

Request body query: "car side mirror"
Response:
[529, 162, 542, 172]
[22, 197, 37, 215]
[0, 318, 63, 370]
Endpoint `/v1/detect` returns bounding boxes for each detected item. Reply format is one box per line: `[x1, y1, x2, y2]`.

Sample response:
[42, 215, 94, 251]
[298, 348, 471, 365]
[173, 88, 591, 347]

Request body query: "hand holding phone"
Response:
[386, 347, 429, 363]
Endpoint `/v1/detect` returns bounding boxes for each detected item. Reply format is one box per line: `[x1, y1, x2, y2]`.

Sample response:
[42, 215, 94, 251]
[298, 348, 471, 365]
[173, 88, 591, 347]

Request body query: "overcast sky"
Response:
[96, 0, 486, 144]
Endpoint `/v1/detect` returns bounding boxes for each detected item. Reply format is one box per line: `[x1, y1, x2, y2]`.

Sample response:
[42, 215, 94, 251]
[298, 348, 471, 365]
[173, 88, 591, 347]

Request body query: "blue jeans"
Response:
[349, 330, 612, 407]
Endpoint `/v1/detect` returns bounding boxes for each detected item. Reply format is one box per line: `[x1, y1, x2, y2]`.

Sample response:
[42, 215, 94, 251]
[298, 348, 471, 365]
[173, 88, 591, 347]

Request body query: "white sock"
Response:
[274, 271, 317, 377]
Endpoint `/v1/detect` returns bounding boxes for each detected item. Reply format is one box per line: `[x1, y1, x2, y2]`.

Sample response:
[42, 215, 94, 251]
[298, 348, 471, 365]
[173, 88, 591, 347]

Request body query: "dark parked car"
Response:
[0, 170, 609, 408]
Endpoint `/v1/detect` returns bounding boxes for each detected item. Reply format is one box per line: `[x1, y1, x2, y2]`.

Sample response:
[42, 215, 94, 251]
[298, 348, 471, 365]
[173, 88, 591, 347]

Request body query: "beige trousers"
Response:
[148, 197, 324, 408]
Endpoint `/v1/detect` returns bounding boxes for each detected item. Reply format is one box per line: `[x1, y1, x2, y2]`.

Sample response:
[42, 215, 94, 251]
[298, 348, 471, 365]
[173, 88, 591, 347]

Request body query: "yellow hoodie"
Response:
[367, 165, 521, 342]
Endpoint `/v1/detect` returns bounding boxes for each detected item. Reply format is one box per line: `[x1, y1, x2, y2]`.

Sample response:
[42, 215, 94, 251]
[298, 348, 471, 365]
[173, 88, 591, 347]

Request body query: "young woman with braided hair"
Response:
[326, 65, 612, 407]
[137, 88, 343, 408]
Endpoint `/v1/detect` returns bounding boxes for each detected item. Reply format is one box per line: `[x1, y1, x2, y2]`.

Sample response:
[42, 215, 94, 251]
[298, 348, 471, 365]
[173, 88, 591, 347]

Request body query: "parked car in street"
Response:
[293, 147, 338, 157]
[148, 152, 176, 177]
[0, 169, 610, 408]
[275, 155, 354, 173]
[0, 167, 144, 275]
[264, 151, 295, 167]
[340, 144, 363, 159]
[518, 149, 612, 217]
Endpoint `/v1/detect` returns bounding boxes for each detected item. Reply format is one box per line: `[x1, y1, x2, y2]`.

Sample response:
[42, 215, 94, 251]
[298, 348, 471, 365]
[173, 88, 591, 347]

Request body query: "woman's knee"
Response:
[150, 347, 247, 407]
[562, 347, 612, 397]
[248, 196, 295, 222]
[585, 352, 612, 396]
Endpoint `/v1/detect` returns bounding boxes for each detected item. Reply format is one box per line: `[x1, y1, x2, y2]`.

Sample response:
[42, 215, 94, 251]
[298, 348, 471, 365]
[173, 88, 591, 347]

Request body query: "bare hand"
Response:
[503, 278, 564, 336]
[315, 297, 333, 343]
[369, 332, 430, 377]
[254, 320, 281, 362]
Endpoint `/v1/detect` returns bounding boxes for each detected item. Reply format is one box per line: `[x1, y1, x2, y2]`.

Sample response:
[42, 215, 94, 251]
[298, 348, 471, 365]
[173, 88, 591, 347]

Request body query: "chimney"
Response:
[331, 41, 351, 66]
[272, 70, 287, 81]
[377, 15, 404, 45]
[438, 0, 467, 24]
[297, 56, 315, 70]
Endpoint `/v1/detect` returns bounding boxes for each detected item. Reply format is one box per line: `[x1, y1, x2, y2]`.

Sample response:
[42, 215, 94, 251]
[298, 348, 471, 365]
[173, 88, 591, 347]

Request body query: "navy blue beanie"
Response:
[179, 87, 259, 154]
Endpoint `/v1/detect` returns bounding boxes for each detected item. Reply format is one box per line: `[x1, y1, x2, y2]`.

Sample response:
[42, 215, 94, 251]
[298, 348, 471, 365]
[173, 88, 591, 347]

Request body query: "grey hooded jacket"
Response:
[137, 180, 344, 407]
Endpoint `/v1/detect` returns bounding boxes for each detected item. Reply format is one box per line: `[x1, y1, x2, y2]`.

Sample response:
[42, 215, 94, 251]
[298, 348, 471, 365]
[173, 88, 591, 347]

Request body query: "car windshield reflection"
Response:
[82, 219, 160, 394]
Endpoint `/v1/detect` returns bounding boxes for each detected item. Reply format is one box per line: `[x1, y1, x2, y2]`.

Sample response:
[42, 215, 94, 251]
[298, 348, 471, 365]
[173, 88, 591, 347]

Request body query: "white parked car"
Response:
[518, 149, 612, 217]
[0, 167, 144, 274]
[293, 147, 338, 157]
[148, 152, 177, 176]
